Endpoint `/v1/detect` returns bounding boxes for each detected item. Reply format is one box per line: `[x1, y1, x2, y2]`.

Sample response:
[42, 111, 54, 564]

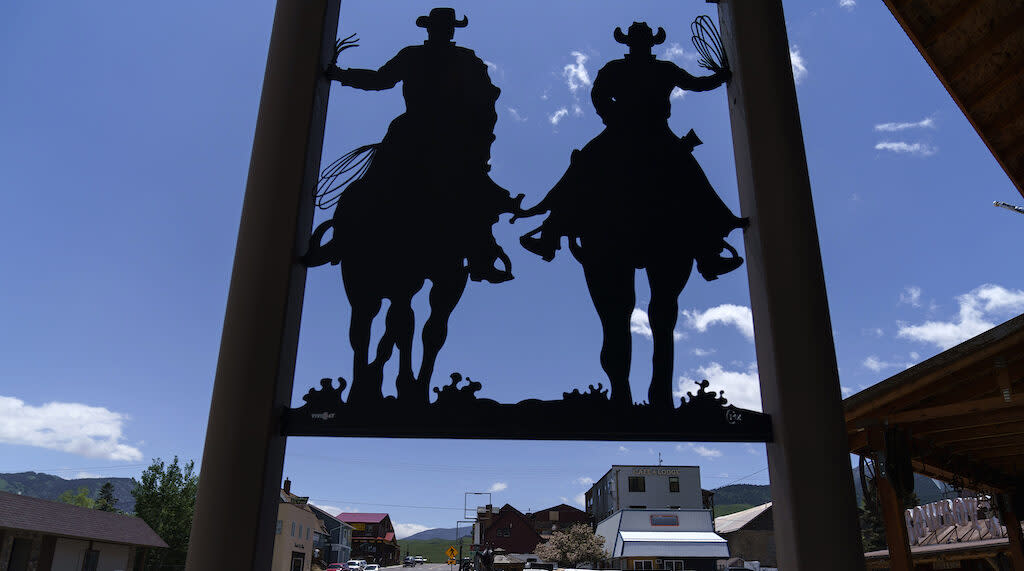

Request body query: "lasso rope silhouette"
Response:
[691, 15, 729, 72]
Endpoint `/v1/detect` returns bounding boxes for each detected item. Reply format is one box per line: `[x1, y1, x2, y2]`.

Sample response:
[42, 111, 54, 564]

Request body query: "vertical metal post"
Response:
[184, 0, 339, 569]
[716, 1, 866, 569]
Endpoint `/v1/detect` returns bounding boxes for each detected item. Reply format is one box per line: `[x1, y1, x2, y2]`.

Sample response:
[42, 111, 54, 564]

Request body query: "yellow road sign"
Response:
[447, 559, 456, 565]
[445, 546, 458, 559]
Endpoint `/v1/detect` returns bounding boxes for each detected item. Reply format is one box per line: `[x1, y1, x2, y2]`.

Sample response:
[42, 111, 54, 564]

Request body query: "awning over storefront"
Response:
[612, 531, 729, 558]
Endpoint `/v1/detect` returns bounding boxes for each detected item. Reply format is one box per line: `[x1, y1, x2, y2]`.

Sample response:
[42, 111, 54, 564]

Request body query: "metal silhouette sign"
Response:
[286, 9, 769, 442]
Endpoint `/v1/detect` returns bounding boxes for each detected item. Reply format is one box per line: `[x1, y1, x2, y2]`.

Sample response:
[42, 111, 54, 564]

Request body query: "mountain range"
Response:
[0, 471, 137, 512]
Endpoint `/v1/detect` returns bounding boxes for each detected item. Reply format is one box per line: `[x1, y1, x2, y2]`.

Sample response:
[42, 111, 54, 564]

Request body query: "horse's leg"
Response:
[391, 291, 419, 402]
[417, 265, 470, 403]
[342, 263, 384, 404]
[581, 257, 635, 407]
[646, 258, 693, 409]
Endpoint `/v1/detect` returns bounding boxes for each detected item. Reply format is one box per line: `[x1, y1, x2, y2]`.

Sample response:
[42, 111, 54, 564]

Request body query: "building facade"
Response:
[274, 480, 328, 571]
[530, 503, 591, 537]
[337, 513, 399, 566]
[309, 505, 353, 564]
[0, 491, 167, 571]
[474, 504, 544, 554]
[585, 466, 704, 523]
[595, 509, 728, 571]
[714, 502, 776, 568]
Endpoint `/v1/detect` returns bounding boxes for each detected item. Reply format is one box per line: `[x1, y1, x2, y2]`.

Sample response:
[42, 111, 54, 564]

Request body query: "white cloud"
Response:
[897, 284, 1024, 349]
[507, 107, 527, 122]
[573, 492, 586, 508]
[839, 0, 856, 9]
[874, 117, 934, 132]
[863, 355, 914, 372]
[0, 397, 143, 461]
[574, 476, 595, 486]
[549, 108, 569, 125]
[618, 445, 630, 453]
[790, 45, 807, 84]
[900, 286, 922, 307]
[745, 444, 761, 455]
[394, 523, 430, 539]
[666, 43, 697, 63]
[693, 348, 715, 357]
[572, 104, 583, 117]
[683, 304, 754, 341]
[670, 87, 686, 100]
[676, 362, 761, 411]
[841, 386, 854, 396]
[312, 504, 344, 517]
[488, 482, 508, 492]
[677, 443, 723, 458]
[563, 51, 591, 93]
[74, 472, 103, 479]
[630, 308, 684, 341]
[874, 141, 937, 156]
[909, 352, 920, 360]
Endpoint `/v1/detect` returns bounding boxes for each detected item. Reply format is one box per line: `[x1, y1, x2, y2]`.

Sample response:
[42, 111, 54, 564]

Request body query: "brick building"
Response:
[337, 513, 399, 566]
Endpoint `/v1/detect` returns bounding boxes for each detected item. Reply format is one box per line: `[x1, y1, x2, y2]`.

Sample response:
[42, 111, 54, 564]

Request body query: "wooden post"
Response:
[998, 494, 1024, 569]
[876, 474, 913, 571]
[716, 1, 866, 569]
[184, 0, 339, 569]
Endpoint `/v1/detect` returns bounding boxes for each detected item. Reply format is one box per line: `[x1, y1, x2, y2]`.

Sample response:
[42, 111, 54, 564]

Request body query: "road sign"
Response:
[445, 546, 458, 559]
[447, 559, 456, 566]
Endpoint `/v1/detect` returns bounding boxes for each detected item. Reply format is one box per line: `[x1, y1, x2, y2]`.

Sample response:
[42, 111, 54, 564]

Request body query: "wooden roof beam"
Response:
[923, 420, 1024, 445]
[907, 406, 1024, 434]
[946, 434, 1024, 453]
[962, 50, 1024, 108]
[918, 0, 983, 48]
[868, 396, 1024, 426]
[948, 6, 1024, 81]
[960, 447, 1024, 460]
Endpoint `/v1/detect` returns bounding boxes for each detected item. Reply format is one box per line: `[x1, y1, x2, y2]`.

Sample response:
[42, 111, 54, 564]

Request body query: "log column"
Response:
[185, 0, 339, 569]
[998, 493, 1024, 569]
[717, 1, 865, 569]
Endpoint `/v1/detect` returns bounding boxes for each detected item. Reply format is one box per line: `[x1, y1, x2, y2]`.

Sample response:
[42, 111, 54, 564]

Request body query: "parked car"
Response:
[347, 560, 367, 570]
[404, 556, 417, 567]
[364, 565, 380, 571]
[325, 565, 346, 571]
[415, 556, 427, 564]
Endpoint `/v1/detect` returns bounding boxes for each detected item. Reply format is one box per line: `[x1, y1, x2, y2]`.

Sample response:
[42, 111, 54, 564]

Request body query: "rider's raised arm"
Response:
[327, 49, 407, 91]
[672, 62, 729, 93]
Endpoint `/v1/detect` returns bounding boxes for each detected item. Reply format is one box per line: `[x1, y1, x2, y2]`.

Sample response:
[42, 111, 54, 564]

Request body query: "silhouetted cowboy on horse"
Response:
[307, 8, 521, 404]
[519, 22, 747, 409]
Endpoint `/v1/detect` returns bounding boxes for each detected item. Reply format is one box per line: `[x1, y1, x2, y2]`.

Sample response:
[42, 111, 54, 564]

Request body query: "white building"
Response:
[585, 466, 727, 571]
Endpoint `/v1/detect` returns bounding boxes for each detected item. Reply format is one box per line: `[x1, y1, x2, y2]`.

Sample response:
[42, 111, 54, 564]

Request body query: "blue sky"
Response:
[2, 0, 1023, 538]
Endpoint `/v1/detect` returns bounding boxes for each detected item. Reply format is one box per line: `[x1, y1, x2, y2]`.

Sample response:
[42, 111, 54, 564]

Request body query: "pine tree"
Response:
[96, 482, 120, 513]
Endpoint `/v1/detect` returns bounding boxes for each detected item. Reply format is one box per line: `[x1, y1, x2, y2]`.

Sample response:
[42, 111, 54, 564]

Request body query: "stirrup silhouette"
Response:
[697, 242, 743, 281]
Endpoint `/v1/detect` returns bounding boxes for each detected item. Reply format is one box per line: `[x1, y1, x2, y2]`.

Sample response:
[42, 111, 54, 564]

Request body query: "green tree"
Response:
[58, 486, 95, 508]
[858, 475, 921, 552]
[534, 524, 608, 567]
[132, 457, 198, 569]
[96, 482, 120, 513]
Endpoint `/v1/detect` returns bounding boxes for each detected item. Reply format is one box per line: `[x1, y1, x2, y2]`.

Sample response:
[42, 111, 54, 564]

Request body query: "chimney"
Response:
[283, 477, 292, 494]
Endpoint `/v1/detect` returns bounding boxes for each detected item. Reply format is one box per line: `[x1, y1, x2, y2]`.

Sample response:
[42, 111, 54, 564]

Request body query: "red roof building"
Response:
[337, 513, 400, 565]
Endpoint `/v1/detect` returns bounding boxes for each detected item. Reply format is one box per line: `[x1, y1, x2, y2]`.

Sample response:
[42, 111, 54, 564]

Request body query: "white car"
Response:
[365, 565, 380, 571]
[347, 560, 367, 570]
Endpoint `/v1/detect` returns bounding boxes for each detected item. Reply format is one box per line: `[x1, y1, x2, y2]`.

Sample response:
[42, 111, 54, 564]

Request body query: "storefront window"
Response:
[668, 476, 679, 492]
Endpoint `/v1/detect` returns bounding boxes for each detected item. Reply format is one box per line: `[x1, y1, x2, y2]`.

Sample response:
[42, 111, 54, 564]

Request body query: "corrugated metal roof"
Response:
[714, 502, 772, 534]
[0, 491, 168, 548]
